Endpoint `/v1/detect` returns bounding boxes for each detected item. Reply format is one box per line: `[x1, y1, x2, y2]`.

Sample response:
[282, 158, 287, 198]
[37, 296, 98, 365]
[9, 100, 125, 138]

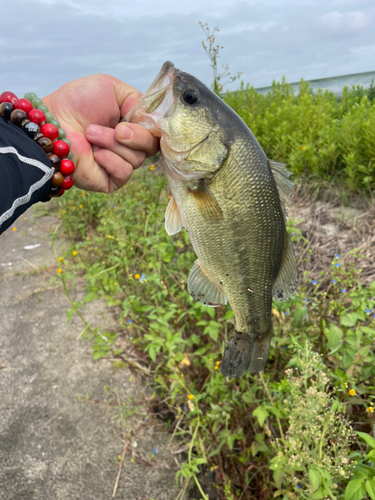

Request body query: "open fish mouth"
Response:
[125, 61, 176, 136]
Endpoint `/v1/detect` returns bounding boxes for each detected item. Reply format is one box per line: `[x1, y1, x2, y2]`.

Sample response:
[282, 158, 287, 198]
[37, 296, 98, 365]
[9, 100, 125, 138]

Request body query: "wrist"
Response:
[0, 91, 75, 197]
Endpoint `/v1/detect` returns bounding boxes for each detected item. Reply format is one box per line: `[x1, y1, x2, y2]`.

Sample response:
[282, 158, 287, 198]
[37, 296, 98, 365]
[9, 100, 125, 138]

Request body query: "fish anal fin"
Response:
[188, 260, 227, 307]
[165, 196, 182, 235]
[269, 159, 294, 211]
[272, 230, 298, 302]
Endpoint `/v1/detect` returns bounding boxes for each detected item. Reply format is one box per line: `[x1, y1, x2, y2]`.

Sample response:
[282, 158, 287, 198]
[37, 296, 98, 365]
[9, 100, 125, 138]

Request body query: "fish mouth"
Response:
[125, 61, 176, 136]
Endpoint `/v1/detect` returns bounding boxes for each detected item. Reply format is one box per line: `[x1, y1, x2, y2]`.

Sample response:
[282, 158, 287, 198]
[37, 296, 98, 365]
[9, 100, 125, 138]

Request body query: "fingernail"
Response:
[120, 124, 133, 141]
[86, 124, 102, 137]
[92, 145, 100, 153]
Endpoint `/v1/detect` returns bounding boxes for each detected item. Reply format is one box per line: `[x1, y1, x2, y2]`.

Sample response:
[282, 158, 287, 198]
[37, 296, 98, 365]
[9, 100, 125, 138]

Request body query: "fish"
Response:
[125, 61, 298, 377]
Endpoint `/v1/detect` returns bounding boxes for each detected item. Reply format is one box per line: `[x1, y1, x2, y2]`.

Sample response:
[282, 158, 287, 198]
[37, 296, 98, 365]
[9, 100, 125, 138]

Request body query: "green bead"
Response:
[50, 119, 60, 128]
[67, 151, 73, 160]
[25, 92, 36, 101]
[45, 112, 54, 123]
[32, 97, 43, 108]
[38, 104, 49, 113]
[58, 129, 66, 139]
[63, 138, 71, 147]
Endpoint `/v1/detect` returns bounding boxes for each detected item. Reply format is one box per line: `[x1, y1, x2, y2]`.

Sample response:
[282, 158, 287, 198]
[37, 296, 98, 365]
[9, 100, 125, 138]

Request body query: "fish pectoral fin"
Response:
[188, 260, 227, 307]
[272, 229, 298, 302]
[268, 159, 294, 211]
[165, 195, 183, 235]
[191, 181, 223, 222]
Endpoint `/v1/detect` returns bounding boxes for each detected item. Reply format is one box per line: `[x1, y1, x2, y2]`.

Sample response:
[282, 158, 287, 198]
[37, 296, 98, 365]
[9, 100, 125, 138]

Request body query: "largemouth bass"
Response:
[126, 61, 298, 377]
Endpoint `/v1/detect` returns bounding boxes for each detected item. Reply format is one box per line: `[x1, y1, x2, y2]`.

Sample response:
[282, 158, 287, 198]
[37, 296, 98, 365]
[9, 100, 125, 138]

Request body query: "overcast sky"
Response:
[0, 0, 374, 99]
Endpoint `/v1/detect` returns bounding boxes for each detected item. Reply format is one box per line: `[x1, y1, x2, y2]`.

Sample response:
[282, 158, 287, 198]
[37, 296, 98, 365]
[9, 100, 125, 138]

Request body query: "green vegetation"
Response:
[54, 26, 375, 499]
[224, 82, 375, 192]
[55, 166, 375, 499]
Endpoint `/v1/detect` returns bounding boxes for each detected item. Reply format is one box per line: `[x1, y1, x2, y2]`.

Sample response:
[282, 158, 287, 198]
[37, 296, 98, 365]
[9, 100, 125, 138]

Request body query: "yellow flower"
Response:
[301, 145, 306, 151]
[366, 407, 374, 413]
[214, 366, 219, 370]
[73, 251, 78, 256]
[59, 257, 63, 262]
[63, 211, 66, 214]
[73, 206, 76, 210]
[349, 389, 356, 396]
[24, 217, 27, 220]
[79, 205, 83, 209]
[135, 274, 140, 280]
[188, 394, 194, 400]
[81, 193, 85, 197]
[13, 227, 17, 232]
[107, 235, 114, 239]
[216, 361, 221, 365]
[150, 165, 154, 171]
[57, 268, 62, 274]
[168, 196, 172, 200]
[129, 274, 132, 278]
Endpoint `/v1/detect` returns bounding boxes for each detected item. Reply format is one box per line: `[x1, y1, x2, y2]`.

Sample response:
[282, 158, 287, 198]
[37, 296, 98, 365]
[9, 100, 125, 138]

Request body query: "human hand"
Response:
[42, 74, 159, 193]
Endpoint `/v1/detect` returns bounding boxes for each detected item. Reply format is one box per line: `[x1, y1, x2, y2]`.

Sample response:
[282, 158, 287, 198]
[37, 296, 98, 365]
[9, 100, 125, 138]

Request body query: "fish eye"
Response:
[182, 88, 199, 105]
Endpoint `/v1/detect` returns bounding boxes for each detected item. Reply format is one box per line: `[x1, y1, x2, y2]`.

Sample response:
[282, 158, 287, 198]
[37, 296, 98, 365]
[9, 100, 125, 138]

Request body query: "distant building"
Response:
[256, 70, 375, 96]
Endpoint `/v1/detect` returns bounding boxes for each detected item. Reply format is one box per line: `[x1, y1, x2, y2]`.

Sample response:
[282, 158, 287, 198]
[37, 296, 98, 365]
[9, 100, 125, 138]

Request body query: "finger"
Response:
[86, 124, 146, 169]
[93, 148, 134, 192]
[115, 122, 159, 157]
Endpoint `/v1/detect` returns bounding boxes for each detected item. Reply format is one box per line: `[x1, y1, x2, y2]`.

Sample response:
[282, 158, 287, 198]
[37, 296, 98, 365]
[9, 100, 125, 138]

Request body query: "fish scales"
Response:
[125, 61, 297, 377]
[167, 139, 284, 336]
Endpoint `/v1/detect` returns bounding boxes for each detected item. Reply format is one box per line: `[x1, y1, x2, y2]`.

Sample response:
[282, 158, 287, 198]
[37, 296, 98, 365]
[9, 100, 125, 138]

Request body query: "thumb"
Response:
[110, 76, 143, 119]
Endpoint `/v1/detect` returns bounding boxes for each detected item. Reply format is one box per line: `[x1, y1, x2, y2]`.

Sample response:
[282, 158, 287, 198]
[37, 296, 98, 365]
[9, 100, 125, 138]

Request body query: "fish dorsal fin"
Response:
[189, 179, 223, 222]
[165, 196, 182, 235]
[272, 229, 298, 302]
[268, 160, 294, 209]
[188, 260, 227, 307]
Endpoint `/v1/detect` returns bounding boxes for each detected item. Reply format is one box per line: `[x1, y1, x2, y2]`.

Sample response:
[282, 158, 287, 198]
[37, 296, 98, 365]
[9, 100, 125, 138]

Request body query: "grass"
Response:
[52, 162, 375, 499]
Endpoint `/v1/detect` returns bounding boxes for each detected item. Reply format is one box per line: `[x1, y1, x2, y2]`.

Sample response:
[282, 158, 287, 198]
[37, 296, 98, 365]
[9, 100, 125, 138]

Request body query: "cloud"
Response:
[0, 0, 375, 100]
[319, 10, 368, 32]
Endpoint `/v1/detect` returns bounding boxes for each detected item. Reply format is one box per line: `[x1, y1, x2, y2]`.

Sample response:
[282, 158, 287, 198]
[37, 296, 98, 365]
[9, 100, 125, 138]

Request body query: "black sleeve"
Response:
[0, 116, 53, 234]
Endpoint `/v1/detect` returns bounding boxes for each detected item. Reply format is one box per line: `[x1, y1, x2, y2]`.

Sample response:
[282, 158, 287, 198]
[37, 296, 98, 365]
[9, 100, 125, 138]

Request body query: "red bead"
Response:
[61, 175, 74, 190]
[14, 98, 33, 114]
[0, 91, 18, 105]
[57, 188, 65, 197]
[40, 123, 59, 141]
[60, 159, 75, 175]
[28, 109, 46, 125]
[53, 140, 70, 159]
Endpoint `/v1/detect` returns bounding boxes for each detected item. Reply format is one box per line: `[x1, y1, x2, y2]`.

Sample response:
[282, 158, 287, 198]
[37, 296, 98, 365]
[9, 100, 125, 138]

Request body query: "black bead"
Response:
[10, 109, 27, 127]
[23, 121, 40, 139]
[48, 185, 60, 196]
[0, 102, 14, 120]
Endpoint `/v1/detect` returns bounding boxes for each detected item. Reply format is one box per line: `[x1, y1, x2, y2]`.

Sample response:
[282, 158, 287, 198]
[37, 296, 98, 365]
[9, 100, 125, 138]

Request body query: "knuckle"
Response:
[133, 151, 146, 168]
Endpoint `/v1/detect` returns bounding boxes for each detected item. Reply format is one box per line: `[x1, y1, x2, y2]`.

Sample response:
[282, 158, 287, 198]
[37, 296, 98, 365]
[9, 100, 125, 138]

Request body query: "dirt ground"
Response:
[1, 187, 373, 500]
[0, 207, 178, 500]
[289, 187, 375, 286]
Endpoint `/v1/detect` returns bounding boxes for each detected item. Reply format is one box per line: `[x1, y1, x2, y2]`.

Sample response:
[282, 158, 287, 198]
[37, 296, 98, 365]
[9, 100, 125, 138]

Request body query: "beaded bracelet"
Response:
[0, 90, 75, 198]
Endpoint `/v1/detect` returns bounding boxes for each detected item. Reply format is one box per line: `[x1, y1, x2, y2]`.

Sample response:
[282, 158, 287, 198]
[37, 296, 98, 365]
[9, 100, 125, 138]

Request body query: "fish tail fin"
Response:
[221, 330, 253, 378]
[248, 324, 273, 373]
